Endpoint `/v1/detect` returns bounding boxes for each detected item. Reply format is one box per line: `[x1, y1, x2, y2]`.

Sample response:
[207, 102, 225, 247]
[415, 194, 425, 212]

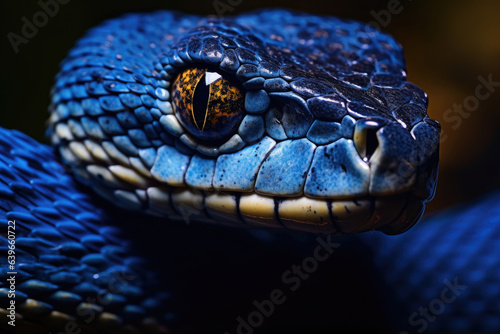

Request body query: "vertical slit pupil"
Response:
[192, 73, 210, 131]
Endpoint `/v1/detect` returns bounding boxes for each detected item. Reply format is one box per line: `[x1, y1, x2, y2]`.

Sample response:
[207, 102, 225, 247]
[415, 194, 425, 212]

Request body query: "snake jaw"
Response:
[48, 10, 440, 236]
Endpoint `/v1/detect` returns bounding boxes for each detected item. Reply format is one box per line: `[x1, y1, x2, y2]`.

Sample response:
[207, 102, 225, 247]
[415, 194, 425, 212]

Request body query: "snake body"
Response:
[0, 9, 498, 334]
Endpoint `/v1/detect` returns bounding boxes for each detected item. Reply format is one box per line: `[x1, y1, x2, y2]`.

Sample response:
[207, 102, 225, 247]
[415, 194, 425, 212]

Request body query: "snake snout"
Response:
[367, 119, 440, 202]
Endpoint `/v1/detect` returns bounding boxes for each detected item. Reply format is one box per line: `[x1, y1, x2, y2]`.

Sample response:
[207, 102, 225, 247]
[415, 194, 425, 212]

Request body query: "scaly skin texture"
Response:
[0, 128, 172, 333]
[47, 10, 440, 235]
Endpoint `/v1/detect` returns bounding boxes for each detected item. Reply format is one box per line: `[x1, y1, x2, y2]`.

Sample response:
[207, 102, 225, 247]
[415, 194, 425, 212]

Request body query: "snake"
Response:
[0, 9, 498, 334]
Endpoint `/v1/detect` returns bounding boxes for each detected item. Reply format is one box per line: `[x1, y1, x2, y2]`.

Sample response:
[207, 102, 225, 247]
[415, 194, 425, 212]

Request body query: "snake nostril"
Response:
[365, 128, 379, 162]
[354, 120, 381, 162]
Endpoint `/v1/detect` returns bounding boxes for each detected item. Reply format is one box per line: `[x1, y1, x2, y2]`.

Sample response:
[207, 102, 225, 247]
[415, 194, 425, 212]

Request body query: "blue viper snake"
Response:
[1, 9, 499, 334]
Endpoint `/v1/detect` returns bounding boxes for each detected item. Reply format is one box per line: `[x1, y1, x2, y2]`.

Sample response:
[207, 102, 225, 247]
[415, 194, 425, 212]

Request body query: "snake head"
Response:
[48, 10, 440, 235]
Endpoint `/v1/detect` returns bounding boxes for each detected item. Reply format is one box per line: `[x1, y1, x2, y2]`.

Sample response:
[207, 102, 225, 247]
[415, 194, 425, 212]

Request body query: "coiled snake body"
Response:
[0, 9, 498, 334]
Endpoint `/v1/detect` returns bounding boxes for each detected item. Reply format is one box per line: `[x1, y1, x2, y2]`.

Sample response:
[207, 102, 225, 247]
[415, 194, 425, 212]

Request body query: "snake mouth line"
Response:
[163, 189, 424, 235]
[78, 157, 424, 235]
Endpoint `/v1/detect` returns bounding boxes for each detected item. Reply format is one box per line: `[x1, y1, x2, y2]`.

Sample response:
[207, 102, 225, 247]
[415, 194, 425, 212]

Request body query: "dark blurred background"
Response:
[2, 0, 500, 213]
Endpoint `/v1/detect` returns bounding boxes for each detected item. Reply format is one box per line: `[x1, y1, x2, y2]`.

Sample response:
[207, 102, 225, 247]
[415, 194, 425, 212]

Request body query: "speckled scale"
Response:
[243, 77, 265, 90]
[307, 120, 343, 145]
[290, 79, 336, 98]
[255, 139, 316, 196]
[236, 64, 260, 80]
[263, 78, 289, 92]
[393, 103, 427, 128]
[307, 95, 347, 121]
[220, 49, 240, 71]
[344, 74, 371, 89]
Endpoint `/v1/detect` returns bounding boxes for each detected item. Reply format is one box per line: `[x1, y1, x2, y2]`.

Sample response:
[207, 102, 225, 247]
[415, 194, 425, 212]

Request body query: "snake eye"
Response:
[171, 67, 245, 142]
